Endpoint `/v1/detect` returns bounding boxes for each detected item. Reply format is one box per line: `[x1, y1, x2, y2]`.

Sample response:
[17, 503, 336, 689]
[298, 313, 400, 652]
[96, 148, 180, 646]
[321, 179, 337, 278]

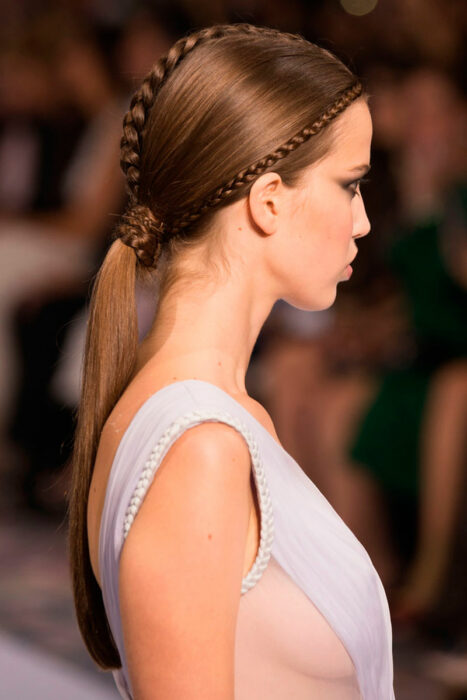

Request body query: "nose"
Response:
[352, 196, 371, 239]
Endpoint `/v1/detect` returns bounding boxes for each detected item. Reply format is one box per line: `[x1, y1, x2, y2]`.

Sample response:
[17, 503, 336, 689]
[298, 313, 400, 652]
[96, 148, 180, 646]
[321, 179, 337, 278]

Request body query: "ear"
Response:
[247, 172, 283, 235]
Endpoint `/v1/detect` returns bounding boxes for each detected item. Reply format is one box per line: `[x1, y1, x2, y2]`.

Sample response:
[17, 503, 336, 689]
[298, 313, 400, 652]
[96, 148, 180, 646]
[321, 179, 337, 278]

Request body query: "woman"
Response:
[68, 23, 394, 699]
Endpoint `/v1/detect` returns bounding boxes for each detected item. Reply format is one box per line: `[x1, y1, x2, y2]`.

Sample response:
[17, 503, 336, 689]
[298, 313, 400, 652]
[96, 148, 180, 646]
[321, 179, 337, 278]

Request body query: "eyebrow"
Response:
[348, 164, 371, 175]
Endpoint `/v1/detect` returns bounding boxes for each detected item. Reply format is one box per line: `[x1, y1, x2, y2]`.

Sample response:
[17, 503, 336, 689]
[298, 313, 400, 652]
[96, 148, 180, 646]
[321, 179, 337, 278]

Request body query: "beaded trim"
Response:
[122, 409, 274, 594]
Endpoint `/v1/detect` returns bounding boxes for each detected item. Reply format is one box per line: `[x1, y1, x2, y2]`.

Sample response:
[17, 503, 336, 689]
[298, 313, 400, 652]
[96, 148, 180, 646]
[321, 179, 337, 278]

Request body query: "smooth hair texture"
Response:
[68, 22, 366, 670]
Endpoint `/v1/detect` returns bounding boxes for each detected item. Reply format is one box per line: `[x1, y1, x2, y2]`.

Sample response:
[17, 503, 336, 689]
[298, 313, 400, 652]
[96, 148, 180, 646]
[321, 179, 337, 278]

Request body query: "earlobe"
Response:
[248, 172, 282, 236]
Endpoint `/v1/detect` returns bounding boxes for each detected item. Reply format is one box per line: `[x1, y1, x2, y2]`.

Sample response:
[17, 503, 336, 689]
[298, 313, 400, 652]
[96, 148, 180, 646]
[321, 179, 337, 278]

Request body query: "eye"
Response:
[345, 177, 370, 198]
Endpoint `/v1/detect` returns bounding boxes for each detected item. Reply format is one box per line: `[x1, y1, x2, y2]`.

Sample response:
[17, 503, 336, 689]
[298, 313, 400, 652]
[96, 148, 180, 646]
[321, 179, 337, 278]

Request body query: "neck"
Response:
[136, 271, 276, 396]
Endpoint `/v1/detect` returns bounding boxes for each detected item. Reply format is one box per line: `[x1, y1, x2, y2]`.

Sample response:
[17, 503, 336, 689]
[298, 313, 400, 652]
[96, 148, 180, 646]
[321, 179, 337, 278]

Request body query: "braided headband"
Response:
[115, 23, 363, 268]
[171, 80, 363, 237]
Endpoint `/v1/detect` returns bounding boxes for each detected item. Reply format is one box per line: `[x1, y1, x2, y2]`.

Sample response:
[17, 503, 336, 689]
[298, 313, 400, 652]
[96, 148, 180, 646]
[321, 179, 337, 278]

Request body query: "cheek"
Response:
[278, 185, 356, 311]
[302, 196, 353, 263]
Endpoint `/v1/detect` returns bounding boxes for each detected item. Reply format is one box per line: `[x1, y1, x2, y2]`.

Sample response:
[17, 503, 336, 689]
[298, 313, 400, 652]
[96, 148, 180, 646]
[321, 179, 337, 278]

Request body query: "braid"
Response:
[170, 81, 363, 236]
[115, 203, 168, 268]
[120, 23, 308, 199]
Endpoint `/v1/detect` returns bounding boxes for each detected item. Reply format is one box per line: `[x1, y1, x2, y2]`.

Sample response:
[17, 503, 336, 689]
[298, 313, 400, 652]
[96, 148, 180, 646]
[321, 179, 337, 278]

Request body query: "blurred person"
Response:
[388, 182, 467, 625]
[0, 39, 86, 214]
[396, 68, 465, 219]
[19, 11, 181, 515]
[67, 23, 396, 699]
[0, 24, 126, 511]
[0, 33, 88, 456]
[0, 48, 65, 213]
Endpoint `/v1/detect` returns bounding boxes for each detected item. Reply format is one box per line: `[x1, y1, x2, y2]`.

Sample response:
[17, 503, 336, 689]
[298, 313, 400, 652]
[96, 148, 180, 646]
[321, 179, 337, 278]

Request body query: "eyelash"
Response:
[346, 177, 370, 197]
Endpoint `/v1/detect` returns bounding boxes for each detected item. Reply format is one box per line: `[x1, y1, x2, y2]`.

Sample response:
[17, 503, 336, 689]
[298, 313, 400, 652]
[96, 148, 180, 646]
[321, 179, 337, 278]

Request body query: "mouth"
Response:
[340, 254, 357, 281]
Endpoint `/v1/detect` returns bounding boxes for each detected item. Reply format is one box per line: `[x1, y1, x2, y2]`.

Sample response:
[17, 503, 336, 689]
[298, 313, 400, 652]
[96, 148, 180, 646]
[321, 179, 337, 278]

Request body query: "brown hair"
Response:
[68, 22, 366, 670]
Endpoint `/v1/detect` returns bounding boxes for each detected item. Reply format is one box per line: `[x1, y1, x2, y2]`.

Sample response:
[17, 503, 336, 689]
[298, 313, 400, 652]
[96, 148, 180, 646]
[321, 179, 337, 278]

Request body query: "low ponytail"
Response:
[68, 240, 138, 668]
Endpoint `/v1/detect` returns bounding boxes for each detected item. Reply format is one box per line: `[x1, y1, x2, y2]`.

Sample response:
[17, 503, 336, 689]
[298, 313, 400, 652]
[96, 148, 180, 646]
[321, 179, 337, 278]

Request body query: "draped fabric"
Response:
[98, 379, 395, 699]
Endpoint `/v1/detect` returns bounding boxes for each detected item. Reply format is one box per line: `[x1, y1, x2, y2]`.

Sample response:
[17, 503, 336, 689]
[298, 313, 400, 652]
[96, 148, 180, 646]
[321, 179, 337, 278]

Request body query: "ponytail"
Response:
[68, 239, 138, 668]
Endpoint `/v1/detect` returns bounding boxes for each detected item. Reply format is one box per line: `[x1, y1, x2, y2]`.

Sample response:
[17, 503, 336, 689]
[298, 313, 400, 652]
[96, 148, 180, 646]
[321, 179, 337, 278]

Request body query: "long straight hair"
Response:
[68, 22, 365, 669]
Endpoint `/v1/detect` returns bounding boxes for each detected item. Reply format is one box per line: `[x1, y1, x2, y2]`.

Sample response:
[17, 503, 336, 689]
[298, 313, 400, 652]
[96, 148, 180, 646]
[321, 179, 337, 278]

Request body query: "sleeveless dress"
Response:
[98, 379, 395, 699]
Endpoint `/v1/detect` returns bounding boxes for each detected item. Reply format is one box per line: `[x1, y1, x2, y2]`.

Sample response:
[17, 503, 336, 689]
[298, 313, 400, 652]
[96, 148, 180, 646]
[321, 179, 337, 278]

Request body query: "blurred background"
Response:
[0, 0, 465, 698]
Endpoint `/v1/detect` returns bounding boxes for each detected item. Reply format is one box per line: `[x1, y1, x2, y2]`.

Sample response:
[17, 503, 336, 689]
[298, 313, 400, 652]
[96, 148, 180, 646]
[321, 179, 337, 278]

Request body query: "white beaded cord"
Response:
[122, 409, 274, 594]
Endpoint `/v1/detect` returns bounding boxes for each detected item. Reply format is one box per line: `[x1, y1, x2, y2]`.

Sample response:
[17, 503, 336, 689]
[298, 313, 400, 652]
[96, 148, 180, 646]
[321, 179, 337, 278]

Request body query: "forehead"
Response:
[316, 99, 373, 172]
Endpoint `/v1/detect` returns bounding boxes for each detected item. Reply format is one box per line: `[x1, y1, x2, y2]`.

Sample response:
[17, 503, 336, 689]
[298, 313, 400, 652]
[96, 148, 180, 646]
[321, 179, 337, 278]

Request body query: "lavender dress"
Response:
[98, 379, 395, 699]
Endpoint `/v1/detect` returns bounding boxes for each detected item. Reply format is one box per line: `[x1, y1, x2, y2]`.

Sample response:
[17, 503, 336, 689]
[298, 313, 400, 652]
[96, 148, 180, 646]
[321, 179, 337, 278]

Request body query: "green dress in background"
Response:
[349, 189, 467, 502]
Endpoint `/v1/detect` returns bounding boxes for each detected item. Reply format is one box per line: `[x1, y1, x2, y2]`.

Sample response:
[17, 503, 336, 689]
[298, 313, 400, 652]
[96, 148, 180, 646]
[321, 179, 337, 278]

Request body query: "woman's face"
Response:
[272, 99, 373, 311]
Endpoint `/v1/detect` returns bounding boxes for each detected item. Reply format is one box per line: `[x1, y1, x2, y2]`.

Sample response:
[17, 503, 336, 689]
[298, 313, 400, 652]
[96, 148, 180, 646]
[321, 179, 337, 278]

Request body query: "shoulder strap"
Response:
[122, 405, 274, 593]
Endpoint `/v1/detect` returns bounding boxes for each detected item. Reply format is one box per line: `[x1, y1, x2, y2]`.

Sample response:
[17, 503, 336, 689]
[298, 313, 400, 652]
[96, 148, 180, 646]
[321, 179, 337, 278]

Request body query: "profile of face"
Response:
[248, 99, 373, 311]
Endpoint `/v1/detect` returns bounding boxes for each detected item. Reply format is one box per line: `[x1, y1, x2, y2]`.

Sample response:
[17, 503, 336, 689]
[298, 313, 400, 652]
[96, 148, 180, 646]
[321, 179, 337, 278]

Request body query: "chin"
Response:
[284, 286, 337, 312]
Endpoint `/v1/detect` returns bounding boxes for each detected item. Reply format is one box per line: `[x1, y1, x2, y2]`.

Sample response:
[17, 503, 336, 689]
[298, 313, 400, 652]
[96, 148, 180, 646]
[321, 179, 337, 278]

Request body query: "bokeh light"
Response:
[340, 0, 379, 16]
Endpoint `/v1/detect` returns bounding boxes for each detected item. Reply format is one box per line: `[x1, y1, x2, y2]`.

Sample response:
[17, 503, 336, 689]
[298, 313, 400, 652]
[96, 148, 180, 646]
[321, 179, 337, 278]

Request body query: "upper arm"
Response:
[118, 421, 253, 700]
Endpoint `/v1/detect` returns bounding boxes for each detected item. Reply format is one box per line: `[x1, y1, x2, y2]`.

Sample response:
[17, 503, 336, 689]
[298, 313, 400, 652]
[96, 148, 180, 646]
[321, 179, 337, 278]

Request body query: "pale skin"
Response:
[87, 98, 373, 699]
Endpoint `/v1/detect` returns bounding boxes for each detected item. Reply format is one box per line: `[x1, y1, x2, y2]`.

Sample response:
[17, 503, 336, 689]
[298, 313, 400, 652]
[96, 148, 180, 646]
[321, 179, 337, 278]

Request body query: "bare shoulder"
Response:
[118, 420, 253, 698]
[119, 421, 253, 582]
